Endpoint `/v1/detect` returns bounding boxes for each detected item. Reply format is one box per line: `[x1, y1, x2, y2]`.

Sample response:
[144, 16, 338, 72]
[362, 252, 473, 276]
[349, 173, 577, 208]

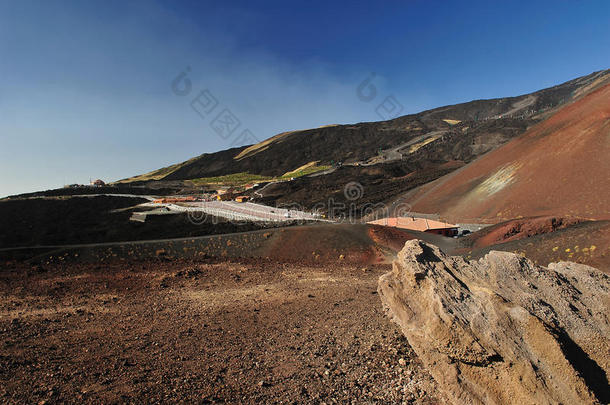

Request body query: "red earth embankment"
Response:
[460, 219, 610, 271]
[468, 216, 584, 248]
[258, 224, 420, 264]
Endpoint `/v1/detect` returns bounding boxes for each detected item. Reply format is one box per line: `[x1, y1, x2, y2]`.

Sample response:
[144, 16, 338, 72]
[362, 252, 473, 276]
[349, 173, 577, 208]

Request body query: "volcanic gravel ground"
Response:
[0, 258, 438, 404]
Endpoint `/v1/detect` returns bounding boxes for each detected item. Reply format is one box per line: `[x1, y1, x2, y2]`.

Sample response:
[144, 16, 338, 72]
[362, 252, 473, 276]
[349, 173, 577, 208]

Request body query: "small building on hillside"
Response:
[215, 192, 233, 201]
[368, 217, 458, 237]
[213, 188, 232, 201]
[92, 179, 106, 187]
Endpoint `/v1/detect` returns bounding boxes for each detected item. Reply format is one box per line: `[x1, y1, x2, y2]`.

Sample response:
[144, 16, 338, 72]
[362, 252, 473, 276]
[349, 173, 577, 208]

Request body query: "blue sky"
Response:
[1, 0, 609, 197]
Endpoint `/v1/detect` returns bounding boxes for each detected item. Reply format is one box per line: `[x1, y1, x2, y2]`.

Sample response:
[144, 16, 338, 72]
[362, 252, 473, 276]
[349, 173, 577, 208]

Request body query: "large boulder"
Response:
[378, 240, 610, 404]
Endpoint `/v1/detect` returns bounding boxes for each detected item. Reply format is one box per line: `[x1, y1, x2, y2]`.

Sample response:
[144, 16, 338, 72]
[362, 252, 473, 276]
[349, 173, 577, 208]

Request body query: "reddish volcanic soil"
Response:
[409, 83, 610, 223]
[468, 216, 585, 248]
[258, 224, 422, 265]
[258, 224, 388, 264]
[460, 219, 610, 271]
[0, 258, 439, 404]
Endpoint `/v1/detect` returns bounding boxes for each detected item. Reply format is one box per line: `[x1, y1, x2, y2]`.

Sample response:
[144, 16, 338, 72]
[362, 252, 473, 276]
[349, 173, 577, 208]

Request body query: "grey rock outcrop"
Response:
[378, 240, 609, 404]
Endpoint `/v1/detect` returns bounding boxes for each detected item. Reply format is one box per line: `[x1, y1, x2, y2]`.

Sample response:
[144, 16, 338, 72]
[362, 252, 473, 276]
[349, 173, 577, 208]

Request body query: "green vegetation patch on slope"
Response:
[190, 172, 273, 186]
[282, 162, 331, 178]
[190, 164, 332, 186]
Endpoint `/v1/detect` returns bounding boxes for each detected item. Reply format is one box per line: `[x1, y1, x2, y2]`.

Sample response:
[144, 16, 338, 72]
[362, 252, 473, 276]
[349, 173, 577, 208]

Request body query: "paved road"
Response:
[165, 200, 325, 223]
[355, 130, 447, 166]
[386, 130, 446, 158]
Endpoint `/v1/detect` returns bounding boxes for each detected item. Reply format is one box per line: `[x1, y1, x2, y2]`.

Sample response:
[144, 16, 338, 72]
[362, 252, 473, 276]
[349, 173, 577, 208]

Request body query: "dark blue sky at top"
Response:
[162, 0, 609, 96]
[1, 0, 609, 196]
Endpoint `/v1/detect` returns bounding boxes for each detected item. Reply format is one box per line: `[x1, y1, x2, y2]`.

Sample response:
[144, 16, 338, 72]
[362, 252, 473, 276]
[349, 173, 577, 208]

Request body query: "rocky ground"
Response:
[461, 218, 610, 271]
[0, 257, 439, 404]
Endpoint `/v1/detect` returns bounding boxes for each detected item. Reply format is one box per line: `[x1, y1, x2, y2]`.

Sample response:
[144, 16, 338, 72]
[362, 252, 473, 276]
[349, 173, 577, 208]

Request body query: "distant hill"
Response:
[118, 70, 610, 186]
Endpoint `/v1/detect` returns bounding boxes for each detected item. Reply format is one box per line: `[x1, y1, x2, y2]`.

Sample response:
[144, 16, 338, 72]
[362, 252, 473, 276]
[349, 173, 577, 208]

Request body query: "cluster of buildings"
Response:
[213, 187, 251, 202]
[64, 179, 106, 188]
[210, 182, 261, 202]
[152, 187, 254, 205]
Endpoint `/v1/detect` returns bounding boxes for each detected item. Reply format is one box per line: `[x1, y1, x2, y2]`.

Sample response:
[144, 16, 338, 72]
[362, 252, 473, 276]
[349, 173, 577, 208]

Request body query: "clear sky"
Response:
[1, 0, 609, 197]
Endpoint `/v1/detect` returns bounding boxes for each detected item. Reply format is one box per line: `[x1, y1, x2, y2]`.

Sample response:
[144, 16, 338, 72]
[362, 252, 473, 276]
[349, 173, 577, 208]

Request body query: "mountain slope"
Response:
[407, 82, 610, 222]
[119, 70, 610, 184]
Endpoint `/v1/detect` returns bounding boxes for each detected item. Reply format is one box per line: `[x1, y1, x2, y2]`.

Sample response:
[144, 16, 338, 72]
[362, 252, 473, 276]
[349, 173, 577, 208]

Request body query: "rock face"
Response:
[378, 240, 610, 404]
